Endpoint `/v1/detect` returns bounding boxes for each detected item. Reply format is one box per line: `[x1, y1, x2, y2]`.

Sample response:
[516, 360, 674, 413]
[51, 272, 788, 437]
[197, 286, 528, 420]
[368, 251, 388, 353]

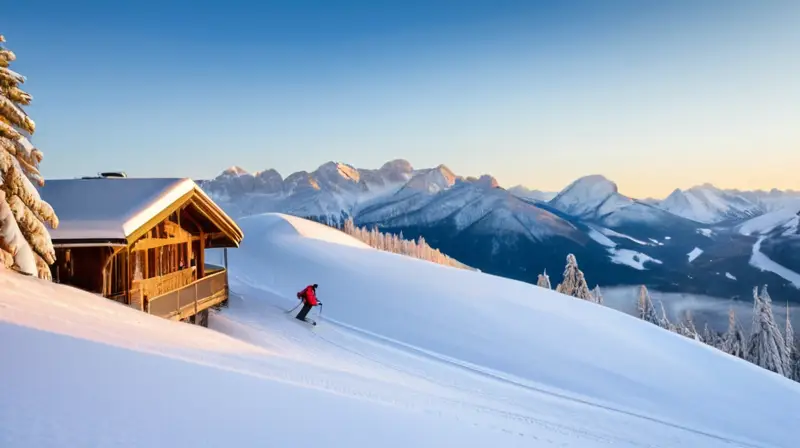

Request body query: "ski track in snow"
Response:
[217, 282, 758, 448]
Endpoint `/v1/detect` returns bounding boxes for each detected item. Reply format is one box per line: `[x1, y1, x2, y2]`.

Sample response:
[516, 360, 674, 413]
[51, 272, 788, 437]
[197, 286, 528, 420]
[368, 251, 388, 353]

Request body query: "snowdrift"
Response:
[2, 211, 800, 447]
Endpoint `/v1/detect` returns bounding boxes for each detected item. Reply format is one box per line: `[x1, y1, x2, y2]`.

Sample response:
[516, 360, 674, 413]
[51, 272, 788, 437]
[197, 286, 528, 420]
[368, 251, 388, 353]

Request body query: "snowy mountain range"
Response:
[658, 184, 800, 224]
[200, 159, 800, 303]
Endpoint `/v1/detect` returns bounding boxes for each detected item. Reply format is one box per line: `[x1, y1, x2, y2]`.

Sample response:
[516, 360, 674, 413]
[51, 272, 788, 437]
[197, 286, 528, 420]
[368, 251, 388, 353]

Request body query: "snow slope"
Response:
[218, 214, 799, 446]
[688, 247, 704, 263]
[749, 236, 800, 289]
[3, 213, 800, 447]
[738, 207, 800, 237]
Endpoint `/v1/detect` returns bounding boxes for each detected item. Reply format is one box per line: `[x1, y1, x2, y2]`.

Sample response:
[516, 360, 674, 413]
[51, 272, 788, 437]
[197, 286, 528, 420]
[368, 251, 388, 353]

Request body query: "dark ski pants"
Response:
[296, 302, 313, 320]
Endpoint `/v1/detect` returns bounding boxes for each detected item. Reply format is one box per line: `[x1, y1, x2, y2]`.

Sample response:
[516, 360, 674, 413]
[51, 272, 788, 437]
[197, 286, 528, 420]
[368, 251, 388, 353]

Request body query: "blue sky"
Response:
[5, 0, 800, 197]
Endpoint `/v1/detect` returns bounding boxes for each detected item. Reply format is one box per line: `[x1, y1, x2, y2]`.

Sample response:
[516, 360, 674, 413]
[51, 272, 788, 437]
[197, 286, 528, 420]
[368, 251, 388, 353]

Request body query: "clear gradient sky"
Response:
[4, 0, 800, 198]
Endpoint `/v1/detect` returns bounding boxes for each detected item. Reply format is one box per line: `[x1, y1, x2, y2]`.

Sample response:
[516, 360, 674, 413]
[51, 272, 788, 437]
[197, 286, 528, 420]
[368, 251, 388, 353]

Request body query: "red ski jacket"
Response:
[298, 285, 319, 306]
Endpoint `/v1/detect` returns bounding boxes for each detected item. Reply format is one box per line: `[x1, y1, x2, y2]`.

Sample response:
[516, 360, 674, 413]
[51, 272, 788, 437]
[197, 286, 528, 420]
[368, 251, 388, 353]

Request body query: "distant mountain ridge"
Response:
[201, 159, 800, 303]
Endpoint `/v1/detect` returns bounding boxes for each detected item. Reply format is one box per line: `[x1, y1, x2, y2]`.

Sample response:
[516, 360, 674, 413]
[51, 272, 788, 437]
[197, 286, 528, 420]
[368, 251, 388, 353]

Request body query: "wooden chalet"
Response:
[39, 175, 244, 326]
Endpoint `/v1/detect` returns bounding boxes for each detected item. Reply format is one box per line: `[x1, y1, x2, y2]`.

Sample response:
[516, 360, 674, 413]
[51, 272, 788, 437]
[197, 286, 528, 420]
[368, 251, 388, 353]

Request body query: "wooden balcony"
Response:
[146, 269, 228, 320]
[133, 268, 196, 298]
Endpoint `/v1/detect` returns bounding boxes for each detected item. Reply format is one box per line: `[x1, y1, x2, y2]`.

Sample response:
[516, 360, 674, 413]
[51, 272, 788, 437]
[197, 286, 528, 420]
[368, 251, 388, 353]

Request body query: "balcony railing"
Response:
[133, 267, 196, 299]
[147, 269, 228, 320]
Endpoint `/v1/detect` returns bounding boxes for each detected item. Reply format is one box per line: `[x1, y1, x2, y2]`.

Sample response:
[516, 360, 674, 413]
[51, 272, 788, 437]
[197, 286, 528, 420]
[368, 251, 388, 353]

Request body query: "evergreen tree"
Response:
[591, 285, 603, 305]
[343, 216, 355, 235]
[721, 308, 746, 359]
[637, 285, 661, 325]
[746, 286, 789, 377]
[792, 339, 800, 382]
[416, 235, 425, 259]
[536, 269, 551, 289]
[701, 322, 725, 349]
[0, 34, 59, 279]
[785, 303, 795, 377]
[555, 254, 592, 300]
[673, 310, 701, 341]
[657, 301, 674, 331]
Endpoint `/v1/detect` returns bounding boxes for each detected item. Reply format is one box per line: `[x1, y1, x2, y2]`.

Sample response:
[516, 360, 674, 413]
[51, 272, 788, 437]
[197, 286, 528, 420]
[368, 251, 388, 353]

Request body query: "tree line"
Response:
[306, 215, 475, 271]
[543, 253, 800, 382]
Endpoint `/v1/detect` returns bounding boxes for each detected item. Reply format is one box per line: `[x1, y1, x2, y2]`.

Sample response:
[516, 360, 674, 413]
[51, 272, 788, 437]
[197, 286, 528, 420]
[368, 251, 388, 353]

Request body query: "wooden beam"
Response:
[124, 188, 243, 251]
[126, 190, 196, 245]
[180, 208, 203, 233]
[131, 236, 192, 252]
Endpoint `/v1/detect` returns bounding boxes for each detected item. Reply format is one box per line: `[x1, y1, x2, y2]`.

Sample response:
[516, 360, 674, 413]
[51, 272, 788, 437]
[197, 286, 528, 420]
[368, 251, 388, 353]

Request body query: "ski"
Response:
[297, 317, 316, 326]
[288, 313, 317, 326]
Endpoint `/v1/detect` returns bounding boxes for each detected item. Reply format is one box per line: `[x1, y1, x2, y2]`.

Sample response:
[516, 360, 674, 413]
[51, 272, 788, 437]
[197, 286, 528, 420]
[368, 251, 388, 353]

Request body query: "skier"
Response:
[295, 283, 321, 323]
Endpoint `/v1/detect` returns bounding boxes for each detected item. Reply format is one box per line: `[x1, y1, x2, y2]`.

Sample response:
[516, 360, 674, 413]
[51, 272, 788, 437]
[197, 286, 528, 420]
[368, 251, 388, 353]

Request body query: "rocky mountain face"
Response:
[200, 160, 800, 303]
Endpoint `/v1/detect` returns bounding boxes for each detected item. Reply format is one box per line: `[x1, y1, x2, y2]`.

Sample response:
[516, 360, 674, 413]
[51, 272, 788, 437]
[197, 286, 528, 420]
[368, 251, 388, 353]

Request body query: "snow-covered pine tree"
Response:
[536, 269, 551, 289]
[343, 216, 355, 236]
[702, 323, 722, 349]
[793, 339, 800, 382]
[417, 235, 428, 260]
[657, 301, 674, 331]
[591, 285, 603, 305]
[746, 285, 789, 377]
[785, 303, 795, 377]
[555, 254, 592, 300]
[377, 229, 386, 251]
[671, 310, 701, 340]
[636, 285, 661, 325]
[684, 310, 702, 341]
[0, 34, 59, 279]
[721, 307, 746, 359]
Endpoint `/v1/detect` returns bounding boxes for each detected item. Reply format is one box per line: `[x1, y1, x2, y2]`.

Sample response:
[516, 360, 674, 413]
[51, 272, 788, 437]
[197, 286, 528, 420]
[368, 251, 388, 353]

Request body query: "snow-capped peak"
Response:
[462, 174, 499, 189]
[402, 164, 458, 194]
[549, 174, 632, 219]
[219, 166, 249, 178]
[658, 184, 762, 224]
[379, 158, 414, 174]
[313, 161, 362, 184]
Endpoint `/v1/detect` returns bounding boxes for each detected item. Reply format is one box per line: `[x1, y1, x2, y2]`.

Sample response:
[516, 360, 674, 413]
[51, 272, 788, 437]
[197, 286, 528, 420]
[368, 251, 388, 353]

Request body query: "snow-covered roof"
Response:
[38, 177, 243, 245]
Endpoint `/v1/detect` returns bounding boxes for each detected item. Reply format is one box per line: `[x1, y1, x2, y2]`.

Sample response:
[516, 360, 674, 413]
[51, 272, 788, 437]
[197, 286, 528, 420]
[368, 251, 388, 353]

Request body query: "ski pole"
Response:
[286, 301, 302, 314]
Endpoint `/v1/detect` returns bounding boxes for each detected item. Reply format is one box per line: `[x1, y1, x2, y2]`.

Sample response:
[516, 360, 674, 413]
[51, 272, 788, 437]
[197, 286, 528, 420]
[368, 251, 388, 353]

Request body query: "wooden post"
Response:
[224, 247, 229, 298]
[198, 231, 205, 278]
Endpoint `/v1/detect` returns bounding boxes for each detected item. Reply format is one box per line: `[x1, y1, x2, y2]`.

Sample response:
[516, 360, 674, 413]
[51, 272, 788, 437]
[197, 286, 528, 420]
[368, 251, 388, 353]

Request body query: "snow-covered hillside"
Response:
[738, 207, 800, 237]
[4, 214, 800, 447]
[216, 214, 800, 445]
